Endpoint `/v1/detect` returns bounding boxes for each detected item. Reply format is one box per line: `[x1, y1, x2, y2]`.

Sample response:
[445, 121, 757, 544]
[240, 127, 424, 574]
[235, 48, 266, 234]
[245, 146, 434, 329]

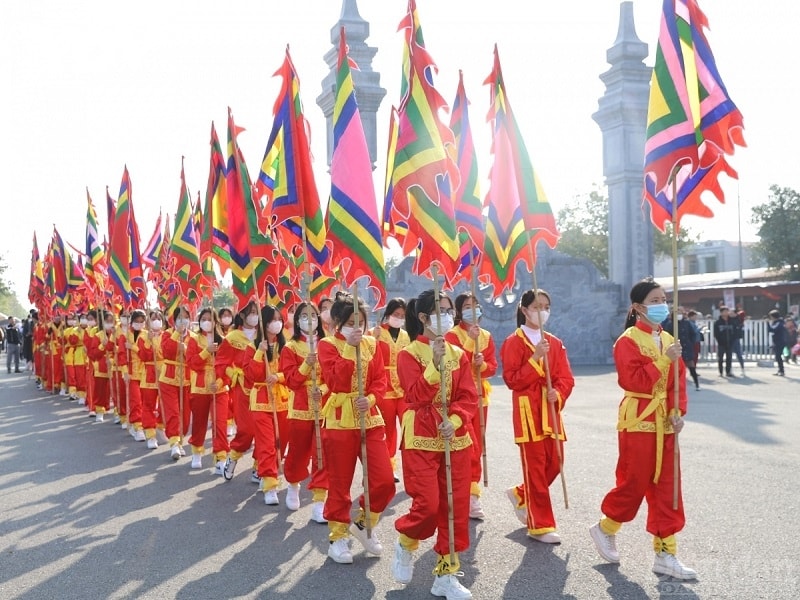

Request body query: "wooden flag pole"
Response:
[301, 264, 324, 471]
[469, 245, 489, 487]
[430, 265, 456, 566]
[669, 166, 681, 511]
[352, 282, 372, 539]
[526, 241, 568, 509]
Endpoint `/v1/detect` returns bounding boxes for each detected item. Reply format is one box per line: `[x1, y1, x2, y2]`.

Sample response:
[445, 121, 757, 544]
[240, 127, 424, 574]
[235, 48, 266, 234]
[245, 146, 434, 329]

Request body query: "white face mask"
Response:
[220, 316, 233, 327]
[199, 320, 213, 332]
[103, 322, 114, 331]
[245, 314, 260, 327]
[86, 319, 96, 328]
[150, 320, 163, 331]
[431, 314, 454, 333]
[340, 326, 355, 338]
[79, 318, 88, 327]
[387, 316, 404, 329]
[267, 321, 283, 335]
[320, 309, 331, 323]
[67, 319, 77, 327]
[175, 318, 189, 330]
[299, 316, 318, 333]
[527, 308, 550, 328]
[131, 322, 144, 331]
[120, 317, 129, 325]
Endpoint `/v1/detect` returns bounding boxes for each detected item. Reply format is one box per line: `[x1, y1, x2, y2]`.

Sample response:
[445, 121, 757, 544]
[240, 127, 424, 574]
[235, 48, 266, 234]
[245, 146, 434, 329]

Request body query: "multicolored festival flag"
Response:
[28, 232, 45, 306]
[326, 29, 386, 306]
[169, 159, 203, 304]
[256, 46, 330, 273]
[108, 166, 145, 308]
[84, 189, 107, 292]
[388, 0, 460, 283]
[201, 121, 231, 274]
[142, 211, 163, 275]
[643, 0, 745, 231]
[480, 45, 559, 295]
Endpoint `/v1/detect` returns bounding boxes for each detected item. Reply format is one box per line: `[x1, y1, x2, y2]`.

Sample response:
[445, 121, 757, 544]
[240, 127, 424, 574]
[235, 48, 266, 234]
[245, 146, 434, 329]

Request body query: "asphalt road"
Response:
[0, 360, 798, 600]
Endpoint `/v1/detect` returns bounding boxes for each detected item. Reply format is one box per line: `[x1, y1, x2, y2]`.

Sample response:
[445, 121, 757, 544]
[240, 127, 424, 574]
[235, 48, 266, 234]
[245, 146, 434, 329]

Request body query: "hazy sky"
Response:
[3, 0, 798, 306]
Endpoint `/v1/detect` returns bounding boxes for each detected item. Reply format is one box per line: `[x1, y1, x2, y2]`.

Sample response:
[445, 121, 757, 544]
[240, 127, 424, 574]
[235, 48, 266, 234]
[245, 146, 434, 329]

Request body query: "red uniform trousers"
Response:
[395, 445, 471, 555]
[113, 372, 129, 420]
[601, 431, 685, 538]
[229, 386, 255, 455]
[252, 409, 288, 480]
[46, 353, 64, 391]
[189, 391, 230, 456]
[85, 365, 95, 411]
[467, 405, 488, 486]
[376, 396, 406, 461]
[284, 418, 328, 490]
[67, 365, 87, 397]
[140, 387, 162, 431]
[127, 379, 143, 427]
[517, 437, 562, 531]
[161, 382, 191, 440]
[321, 426, 395, 524]
[92, 377, 111, 413]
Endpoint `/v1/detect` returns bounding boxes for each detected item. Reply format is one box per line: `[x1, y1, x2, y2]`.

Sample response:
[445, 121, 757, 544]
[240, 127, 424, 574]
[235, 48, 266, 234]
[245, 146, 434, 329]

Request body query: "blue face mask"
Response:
[645, 303, 670, 324]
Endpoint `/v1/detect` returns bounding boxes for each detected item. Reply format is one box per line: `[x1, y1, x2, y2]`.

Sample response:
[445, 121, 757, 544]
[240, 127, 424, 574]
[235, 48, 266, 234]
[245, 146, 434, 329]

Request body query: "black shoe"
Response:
[774, 371, 785, 376]
[14, 370, 21, 373]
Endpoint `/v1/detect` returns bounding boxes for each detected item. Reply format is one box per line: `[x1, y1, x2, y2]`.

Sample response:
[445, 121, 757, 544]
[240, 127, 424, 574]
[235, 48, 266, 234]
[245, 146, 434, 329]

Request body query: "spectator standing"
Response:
[5, 317, 22, 373]
[768, 311, 787, 376]
[713, 307, 737, 378]
[22, 312, 36, 369]
[731, 308, 746, 376]
[784, 316, 797, 365]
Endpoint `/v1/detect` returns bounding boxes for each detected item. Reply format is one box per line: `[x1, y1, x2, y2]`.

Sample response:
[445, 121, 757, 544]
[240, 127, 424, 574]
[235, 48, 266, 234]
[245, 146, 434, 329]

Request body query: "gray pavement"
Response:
[0, 361, 798, 600]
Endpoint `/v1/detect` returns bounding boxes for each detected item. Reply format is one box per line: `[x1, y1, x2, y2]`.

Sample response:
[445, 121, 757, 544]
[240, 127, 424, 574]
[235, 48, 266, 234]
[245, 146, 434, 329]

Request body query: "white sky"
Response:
[3, 0, 799, 305]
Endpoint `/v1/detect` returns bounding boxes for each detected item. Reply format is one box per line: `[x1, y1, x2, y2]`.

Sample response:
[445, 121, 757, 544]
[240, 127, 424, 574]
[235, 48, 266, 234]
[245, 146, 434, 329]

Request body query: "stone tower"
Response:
[316, 0, 386, 169]
[592, 2, 653, 296]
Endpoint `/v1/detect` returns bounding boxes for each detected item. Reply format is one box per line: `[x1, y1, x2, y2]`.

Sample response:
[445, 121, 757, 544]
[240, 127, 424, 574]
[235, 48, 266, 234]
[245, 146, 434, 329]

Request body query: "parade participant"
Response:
[218, 306, 237, 438]
[137, 310, 166, 449]
[82, 311, 97, 416]
[46, 314, 66, 394]
[186, 307, 230, 471]
[318, 296, 335, 336]
[111, 312, 130, 427]
[373, 298, 410, 482]
[85, 310, 116, 422]
[501, 289, 574, 543]
[33, 315, 47, 389]
[280, 301, 329, 522]
[589, 277, 696, 580]
[243, 304, 290, 504]
[317, 293, 394, 564]
[120, 310, 146, 442]
[159, 307, 192, 460]
[217, 301, 261, 483]
[63, 313, 87, 401]
[444, 293, 497, 521]
[390, 289, 477, 599]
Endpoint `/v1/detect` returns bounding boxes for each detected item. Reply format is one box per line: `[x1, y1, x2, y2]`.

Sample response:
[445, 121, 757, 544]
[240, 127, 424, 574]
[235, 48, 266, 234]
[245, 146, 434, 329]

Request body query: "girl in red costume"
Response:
[243, 304, 290, 504]
[137, 310, 166, 449]
[501, 289, 574, 544]
[45, 315, 66, 394]
[85, 310, 116, 422]
[280, 301, 328, 522]
[391, 289, 478, 600]
[445, 292, 497, 521]
[63, 312, 89, 404]
[589, 277, 696, 580]
[373, 297, 410, 482]
[317, 293, 394, 565]
[217, 306, 236, 438]
[159, 307, 192, 460]
[186, 307, 230, 472]
[217, 301, 261, 483]
[120, 310, 146, 441]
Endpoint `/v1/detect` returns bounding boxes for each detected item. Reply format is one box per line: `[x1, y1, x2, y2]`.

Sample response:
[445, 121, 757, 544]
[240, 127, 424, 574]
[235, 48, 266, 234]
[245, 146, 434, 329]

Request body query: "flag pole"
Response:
[351, 281, 372, 540]
[669, 165, 681, 511]
[469, 245, 488, 487]
[526, 240, 568, 509]
[430, 265, 456, 566]
[301, 264, 324, 471]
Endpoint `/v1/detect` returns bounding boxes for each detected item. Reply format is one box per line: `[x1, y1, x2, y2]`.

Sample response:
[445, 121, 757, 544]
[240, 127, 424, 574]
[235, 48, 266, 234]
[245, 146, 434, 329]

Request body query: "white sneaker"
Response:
[392, 541, 414, 584]
[349, 522, 383, 556]
[227, 424, 236, 438]
[264, 489, 279, 505]
[156, 429, 169, 444]
[223, 458, 237, 481]
[505, 487, 527, 525]
[653, 552, 697, 580]
[286, 484, 300, 510]
[88, 411, 96, 417]
[528, 531, 561, 544]
[146, 438, 158, 450]
[250, 470, 261, 484]
[191, 454, 203, 469]
[430, 573, 472, 599]
[121, 422, 129, 430]
[78, 397, 86, 406]
[113, 415, 121, 424]
[327, 538, 353, 564]
[311, 501, 327, 524]
[468, 496, 485, 520]
[178, 445, 186, 457]
[95, 413, 104, 423]
[59, 388, 67, 396]
[214, 460, 225, 476]
[170, 445, 181, 460]
[129, 426, 136, 438]
[133, 430, 146, 442]
[589, 523, 620, 563]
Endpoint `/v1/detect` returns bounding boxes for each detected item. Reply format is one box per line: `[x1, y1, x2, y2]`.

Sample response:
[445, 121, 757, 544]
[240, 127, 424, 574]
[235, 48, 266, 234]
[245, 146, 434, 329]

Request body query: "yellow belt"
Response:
[618, 392, 674, 483]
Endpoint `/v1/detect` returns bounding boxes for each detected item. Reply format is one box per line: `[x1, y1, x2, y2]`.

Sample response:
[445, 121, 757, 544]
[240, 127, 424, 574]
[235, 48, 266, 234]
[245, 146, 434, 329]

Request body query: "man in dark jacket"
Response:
[5, 317, 22, 373]
[713, 307, 737, 377]
[768, 310, 787, 376]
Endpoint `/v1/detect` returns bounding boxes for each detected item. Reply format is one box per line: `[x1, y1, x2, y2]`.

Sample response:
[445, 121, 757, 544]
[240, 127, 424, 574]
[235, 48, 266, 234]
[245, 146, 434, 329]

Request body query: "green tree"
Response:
[212, 284, 236, 310]
[0, 255, 27, 317]
[751, 185, 800, 279]
[556, 188, 697, 278]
